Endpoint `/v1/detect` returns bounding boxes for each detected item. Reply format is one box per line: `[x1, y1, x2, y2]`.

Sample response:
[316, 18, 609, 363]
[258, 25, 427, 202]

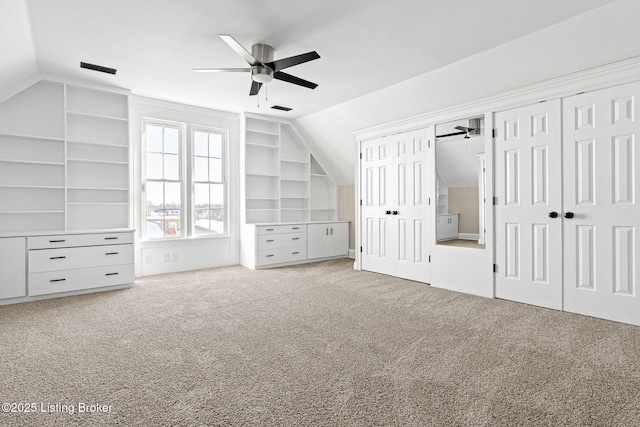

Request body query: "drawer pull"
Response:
[266, 228, 274, 231]
[266, 254, 274, 258]
[105, 237, 118, 240]
[50, 256, 66, 260]
[105, 272, 119, 276]
[49, 239, 65, 243]
[105, 252, 119, 255]
[292, 238, 300, 240]
[50, 278, 66, 283]
[292, 227, 300, 230]
[292, 251, 300, 255]
[266, 239, 274, 242]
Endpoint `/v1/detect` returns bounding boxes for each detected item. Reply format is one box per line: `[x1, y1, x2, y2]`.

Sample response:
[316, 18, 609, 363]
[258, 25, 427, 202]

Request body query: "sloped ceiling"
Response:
[2, 0, 634, 185]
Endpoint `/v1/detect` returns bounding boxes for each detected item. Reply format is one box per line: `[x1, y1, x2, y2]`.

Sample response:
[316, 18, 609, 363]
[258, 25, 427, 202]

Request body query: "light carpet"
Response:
[1, 258, 639, 426]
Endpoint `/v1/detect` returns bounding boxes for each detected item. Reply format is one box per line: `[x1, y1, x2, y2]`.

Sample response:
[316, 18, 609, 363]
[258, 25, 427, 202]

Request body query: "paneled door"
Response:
[563, 81, 640, 325]
[360, 128, 431, 282]
[494, 100, 563, 310]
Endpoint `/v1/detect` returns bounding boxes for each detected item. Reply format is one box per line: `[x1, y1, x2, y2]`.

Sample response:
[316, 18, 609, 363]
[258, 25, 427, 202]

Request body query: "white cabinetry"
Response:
[0, 230, 134, 305]
[307, 222, 349, 259]
[0, 238, 26, 299]
[241, 221, 349, 269]
[437, 213, 459, 241]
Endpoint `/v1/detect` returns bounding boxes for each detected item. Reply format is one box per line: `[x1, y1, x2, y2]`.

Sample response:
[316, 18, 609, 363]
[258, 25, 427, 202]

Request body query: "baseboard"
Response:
[458, 233, 479, 241]
[348, 249, 356, 259]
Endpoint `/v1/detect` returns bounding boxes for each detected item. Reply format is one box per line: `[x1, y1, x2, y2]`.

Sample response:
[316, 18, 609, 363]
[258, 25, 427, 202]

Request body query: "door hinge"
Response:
[359, 152, 362, 159]
[493, 264, 497, 273]
[428, 255, 431, 263]
[428, 197, 431, 205]
[493, 196, 498, 205]
[428, 140, 431, 148]
[360, 199, 362, 206]
[492, 128, 497, 138]
[360, 246, 363, 253]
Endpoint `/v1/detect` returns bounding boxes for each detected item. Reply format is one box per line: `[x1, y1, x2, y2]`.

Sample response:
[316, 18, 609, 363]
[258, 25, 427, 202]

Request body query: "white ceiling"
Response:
[15, 0, 618, 118]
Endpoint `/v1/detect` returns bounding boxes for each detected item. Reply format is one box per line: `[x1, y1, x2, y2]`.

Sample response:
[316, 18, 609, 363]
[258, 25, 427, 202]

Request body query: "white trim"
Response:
[348, 249, 355, 259]
[130, 95, 239, 123]
[458, 233, 479, 241]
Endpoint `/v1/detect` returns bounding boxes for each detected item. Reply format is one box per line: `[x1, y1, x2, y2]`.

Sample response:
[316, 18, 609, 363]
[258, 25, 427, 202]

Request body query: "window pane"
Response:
[209, 134, 223, 158]
[147, 153, 163, 179]
[164, 127, 179, 154]
[165, 182, 181, 210]
[211, 184, 224, 205]
[163, 210, 181, 236]
[194, 183, 209, 207]
[164, 154, 179, 180]
[210, 158, 223, 182]
[146, 125, 163, 152]
[146, 181, 164, 209]
[194, 132, 208, 157]
[194, 157, 208, 182]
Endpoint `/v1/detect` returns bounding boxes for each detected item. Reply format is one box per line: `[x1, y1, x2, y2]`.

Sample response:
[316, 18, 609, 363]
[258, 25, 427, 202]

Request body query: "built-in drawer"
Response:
[256, 224, 306, 235]
[257, 232, 306, 250]
[28, 232, 134, 250]
[28, 263, 134, 297]
[29, 244, 134, 273]
[256, 247, 307, 266]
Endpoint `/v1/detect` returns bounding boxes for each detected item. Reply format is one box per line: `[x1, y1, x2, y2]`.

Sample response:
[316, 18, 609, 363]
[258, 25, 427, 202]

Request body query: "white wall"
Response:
[295, 0, 640, 184]
[0, 0, 38, 98]
[130, 96, 240, 276]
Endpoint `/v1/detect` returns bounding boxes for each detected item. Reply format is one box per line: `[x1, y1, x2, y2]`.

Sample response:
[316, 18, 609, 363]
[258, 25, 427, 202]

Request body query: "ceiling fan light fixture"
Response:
[251, 66, 273, 84]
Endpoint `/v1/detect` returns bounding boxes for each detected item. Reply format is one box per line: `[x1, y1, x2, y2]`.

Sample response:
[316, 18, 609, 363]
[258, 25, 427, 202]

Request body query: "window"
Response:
[142, 121, 227, 239]
[193, 129, 225, 236]
[144, 123, 182, 238]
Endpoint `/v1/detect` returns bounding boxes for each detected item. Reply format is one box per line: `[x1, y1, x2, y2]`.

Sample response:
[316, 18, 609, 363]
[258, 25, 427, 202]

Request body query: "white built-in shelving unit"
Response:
[243, 114, 337, 224]
[0, 79, 130, 233]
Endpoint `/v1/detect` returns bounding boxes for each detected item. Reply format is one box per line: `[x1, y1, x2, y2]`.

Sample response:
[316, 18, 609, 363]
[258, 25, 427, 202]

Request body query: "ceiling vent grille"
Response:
[271, 105, 292, 111]
[80, 62, 117, 75]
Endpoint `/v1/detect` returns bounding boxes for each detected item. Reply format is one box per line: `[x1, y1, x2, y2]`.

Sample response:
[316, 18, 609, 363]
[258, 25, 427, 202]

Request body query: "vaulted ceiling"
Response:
[2, 0, 619, 117]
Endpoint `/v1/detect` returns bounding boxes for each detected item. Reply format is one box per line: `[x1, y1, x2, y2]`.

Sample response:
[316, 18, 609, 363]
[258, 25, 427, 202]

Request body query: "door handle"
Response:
[564, 212, 574, 219]
[392, 210, 399, 215]
[385, 210, 391, 215]
[549, 211, 558, 218]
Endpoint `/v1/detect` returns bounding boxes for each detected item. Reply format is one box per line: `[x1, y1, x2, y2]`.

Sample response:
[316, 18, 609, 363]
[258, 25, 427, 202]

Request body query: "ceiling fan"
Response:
[193, 34, 320, 96]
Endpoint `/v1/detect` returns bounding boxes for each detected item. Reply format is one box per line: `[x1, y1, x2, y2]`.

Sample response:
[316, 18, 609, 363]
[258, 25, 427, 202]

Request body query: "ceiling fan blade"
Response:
[273, 71, 318, 89]
[219, 34, 260, 66]
[249, 80, 263, 96]
[192, 68, 251, 72]
[265, 51, 320, 72]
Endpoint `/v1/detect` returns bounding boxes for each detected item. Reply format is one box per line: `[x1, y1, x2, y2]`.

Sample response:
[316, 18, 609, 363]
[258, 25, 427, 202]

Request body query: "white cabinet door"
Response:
[307, 222, 348, 259]
[494, 99, 563, 310]
[360, 129, 431, 282]
[563, 81, 640, 325]
[0, 237, 26, 299]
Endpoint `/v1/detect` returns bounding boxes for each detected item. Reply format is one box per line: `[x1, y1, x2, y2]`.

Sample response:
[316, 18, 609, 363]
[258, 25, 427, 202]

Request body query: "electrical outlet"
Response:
[171, 252, 179, 262]
[162, 253, 170, 263]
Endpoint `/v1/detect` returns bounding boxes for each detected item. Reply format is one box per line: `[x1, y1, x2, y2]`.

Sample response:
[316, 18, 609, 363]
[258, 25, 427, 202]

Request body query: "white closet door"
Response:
[563, 81, 640, 325]
[494, 100, 563, 309]
[361, 136, 395, 276]
[360, 129, 431, 282]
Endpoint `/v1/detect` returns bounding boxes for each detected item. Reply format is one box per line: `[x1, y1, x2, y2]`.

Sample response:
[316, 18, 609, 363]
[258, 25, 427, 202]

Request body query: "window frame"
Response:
[190, 126, 229, 238]
[141, 119, 186, 240]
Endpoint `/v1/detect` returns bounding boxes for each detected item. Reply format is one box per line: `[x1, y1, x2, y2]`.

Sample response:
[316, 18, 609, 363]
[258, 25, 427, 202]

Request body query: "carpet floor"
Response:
[1, 258, 639, 426]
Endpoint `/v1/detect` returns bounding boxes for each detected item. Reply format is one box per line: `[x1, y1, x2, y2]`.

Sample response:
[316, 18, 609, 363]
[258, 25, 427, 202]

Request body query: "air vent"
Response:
[80, 62, 117, 75]
[271, 105, 292, 112]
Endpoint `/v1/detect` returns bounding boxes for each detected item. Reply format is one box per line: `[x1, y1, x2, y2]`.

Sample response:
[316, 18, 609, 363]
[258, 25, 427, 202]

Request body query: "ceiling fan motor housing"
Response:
[251, 43, 274, 83]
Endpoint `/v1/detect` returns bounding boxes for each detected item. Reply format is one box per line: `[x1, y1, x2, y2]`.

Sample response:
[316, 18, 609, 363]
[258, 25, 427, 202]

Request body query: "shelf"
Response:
[246, 197, 279, 201]
[311, 208, 336, 211]
[281, 208, 308, 211]
[67, 158, 128, 165]
[0, 210, 64, 214]
[67, 139, 127, 148]
[280, 179, 309, 183]
[246, 128, 279, 136]
[246, 141, 279, 149]
[281, 159, 309, 164]
[247, 173, 279, 178]
[67, 186, 128, 191]
[246, 208, 279, 212]
[67, 110, 128, 122]
[281, 197, 309, 199]
[310, 173, 328, 177]
[0, 133, 64, 142]
[67, 202, 128, 206]
[0, 159, 64, 166]
[0, 184, 64, 189]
